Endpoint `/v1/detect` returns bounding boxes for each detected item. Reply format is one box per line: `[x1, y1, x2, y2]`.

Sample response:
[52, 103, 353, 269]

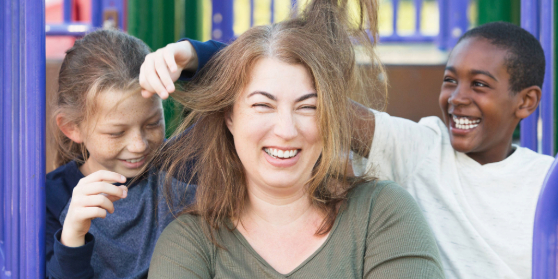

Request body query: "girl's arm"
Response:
[47, 170, 128, 278]
[139, 39, 226, 99]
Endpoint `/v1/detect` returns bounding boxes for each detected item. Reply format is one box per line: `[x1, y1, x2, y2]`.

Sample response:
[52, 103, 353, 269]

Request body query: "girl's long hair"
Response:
[155, 0, 386, 244]
[51, 29, 150, 169]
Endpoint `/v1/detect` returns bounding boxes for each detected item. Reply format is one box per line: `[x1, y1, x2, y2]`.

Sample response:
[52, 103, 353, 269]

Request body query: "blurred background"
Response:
[44, 0, 546, 171]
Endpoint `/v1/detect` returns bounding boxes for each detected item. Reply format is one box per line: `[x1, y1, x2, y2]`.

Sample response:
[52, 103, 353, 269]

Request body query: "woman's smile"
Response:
[263, 147, 301, 168]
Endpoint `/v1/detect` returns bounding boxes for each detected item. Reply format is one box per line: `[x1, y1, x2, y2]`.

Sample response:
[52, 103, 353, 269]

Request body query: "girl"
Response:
[45, 29, 197, 279]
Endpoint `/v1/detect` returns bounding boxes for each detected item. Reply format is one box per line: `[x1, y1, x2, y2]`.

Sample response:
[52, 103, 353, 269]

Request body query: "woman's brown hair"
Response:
[51, 29, 151, 169]
[156, 0, 386, 243]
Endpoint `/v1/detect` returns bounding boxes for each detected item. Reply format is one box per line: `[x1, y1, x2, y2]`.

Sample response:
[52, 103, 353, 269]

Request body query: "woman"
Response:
[145, 0, 444, 277]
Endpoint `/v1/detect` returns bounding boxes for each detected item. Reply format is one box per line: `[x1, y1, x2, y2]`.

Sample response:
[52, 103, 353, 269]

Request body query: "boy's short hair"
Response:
[457, 21, 545, 93]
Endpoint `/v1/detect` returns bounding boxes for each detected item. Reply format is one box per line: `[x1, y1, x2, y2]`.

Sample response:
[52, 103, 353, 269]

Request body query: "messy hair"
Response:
[156, 0, 386, 244]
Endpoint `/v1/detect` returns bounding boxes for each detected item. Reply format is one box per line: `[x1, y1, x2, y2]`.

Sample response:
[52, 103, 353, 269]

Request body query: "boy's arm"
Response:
[350, 101, 438, 184]
[350, 100, 375, 158]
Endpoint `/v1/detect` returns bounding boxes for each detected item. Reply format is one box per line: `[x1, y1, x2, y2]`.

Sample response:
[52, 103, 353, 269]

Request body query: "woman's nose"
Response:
[273, 112, 298, 140]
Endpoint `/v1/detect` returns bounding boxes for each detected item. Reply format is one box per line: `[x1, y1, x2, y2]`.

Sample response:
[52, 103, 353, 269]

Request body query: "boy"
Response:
[139, 22, 552, 279]
[352, 21, 553, 278]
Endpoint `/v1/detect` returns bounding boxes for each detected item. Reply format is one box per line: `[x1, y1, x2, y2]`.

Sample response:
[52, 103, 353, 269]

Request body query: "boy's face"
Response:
[79, 92, 165, 178]
[439, 38, 521, 162]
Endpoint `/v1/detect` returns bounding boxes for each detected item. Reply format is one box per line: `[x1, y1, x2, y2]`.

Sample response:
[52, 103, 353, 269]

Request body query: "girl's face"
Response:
[79, 91, 165, 178]
[226, 58, 323, 194]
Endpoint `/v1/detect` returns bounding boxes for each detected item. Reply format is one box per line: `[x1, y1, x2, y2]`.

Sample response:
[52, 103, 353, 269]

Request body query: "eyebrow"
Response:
[445, 66, 498, 82]
[247, 91, 317, 102]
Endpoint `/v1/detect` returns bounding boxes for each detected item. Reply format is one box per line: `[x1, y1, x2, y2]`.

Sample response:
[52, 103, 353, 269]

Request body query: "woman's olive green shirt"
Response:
[148, 181, 444, 278]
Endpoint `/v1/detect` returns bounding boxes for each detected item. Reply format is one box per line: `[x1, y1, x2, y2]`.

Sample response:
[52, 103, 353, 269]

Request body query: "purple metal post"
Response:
[392, 0, 399, 36]
[1, 0, 46, 278]
[447, 0, 468, 48]
[540, 0, 554, 156]
[91, 0, 103, 28]
[532, 155, 558, 278]
[270, 0, 275, 23]
[414, 0, 422, 35]
[63, 0, 72, 22]
[250, 0, 255, 27]
[521, 0, 540, 152]
[46, 23, 92, 36]
[212, 0, 235, 43]
[437, 0, 449, 49]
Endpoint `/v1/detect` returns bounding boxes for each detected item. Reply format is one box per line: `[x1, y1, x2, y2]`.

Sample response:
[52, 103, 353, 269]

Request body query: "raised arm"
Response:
[139, 39, 226, 99]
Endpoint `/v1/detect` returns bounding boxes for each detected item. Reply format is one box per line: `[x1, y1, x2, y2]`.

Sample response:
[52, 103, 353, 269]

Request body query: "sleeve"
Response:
[363, 183, 445, 279]
[177, 39, 227, 81]
[148, 216, 214, 279]
[46, 229, 95, 279]
[366, 110, 439, 185]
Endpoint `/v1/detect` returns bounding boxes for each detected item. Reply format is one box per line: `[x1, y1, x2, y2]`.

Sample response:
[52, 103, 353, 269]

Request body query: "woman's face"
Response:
[226, 57, 323, 194]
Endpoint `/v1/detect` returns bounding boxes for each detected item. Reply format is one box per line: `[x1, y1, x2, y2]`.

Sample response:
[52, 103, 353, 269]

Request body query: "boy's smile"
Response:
[439, 37, 522, 165]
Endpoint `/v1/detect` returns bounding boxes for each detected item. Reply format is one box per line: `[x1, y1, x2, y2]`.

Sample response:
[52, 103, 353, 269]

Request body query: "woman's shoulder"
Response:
[348, 180, 410, 204]
[346, 180, 422, 222]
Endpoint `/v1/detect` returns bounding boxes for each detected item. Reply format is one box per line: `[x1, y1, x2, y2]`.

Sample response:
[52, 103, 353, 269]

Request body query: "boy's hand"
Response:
[139, 40, 198, 100]
[60, 170, 128, 247]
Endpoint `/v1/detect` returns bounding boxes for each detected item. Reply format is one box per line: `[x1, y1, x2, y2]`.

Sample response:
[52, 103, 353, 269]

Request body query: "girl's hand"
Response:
[60, 170, 128, 247]
[139, 40, 198, 99]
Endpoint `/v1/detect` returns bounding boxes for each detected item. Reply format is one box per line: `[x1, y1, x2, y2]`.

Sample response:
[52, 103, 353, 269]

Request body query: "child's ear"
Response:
[56, 114, 84, 143]
[515, 85, 542, 119]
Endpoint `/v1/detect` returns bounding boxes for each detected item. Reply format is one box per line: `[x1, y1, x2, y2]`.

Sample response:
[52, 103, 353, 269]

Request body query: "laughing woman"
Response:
[146, 0, 444, 277]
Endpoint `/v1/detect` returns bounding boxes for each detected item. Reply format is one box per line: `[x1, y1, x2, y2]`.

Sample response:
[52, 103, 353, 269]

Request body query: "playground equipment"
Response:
[0, 0, 555, 278]
[210, 0, 469, 49]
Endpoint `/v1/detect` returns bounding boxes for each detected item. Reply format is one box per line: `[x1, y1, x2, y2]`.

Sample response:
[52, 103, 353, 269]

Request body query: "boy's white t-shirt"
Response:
[361, 111, 554, 279]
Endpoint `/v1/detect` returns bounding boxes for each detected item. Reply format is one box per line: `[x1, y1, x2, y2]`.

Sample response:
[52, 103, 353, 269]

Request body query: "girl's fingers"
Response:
[105, 186, 128, 202]
[81, 194, 116, 214]
[78, 181, 127, 199]
[79, 170, 126, 185]
[163, 46, 178, 73]
[154, 50, 175, 93]
[77, 207, 108, 220]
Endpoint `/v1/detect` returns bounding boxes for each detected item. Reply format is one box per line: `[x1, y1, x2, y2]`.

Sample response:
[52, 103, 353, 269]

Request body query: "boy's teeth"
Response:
[452, 115, 480, 130]
[264, 148, 298, 159]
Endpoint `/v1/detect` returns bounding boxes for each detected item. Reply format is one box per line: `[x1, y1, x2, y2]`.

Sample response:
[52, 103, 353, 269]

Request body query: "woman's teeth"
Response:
[125, 157, 144, 163]
[453, 115, 480, 130]
[264, 148, 298, 159]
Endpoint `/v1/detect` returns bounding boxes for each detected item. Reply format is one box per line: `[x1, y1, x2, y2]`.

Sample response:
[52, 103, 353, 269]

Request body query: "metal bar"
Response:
[91, 0, 103, 28]
[379, 34, 436, 43]
[414, 0, 422, 35]
[437, 0, 449, 49]
[250, 0, 255, 27]
[63, 0, 72, 22]
[447, 0, 469, 48]
[212, 0, 235, 42]
[392, 0, 399, 35]
[540, 0, 555, 155]
[46, 23, 92, 37]
[271, 0, 275, 23]
[1, 0, 46, 278]
[521, 0, 540, 152]
[532, 156, 558, 279]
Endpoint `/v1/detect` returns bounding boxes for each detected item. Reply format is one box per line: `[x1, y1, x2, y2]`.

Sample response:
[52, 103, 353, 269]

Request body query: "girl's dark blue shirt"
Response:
[45, 38, 225, 279]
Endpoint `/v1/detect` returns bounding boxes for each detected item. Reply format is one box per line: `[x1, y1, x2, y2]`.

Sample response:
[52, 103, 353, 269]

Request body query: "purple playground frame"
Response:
[0, 0, 555, 277]
[521, 0, 555, 156]
[1, 0, 46, 278]
[47, 0, 126, 37]
[211, 0, 469, 49]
